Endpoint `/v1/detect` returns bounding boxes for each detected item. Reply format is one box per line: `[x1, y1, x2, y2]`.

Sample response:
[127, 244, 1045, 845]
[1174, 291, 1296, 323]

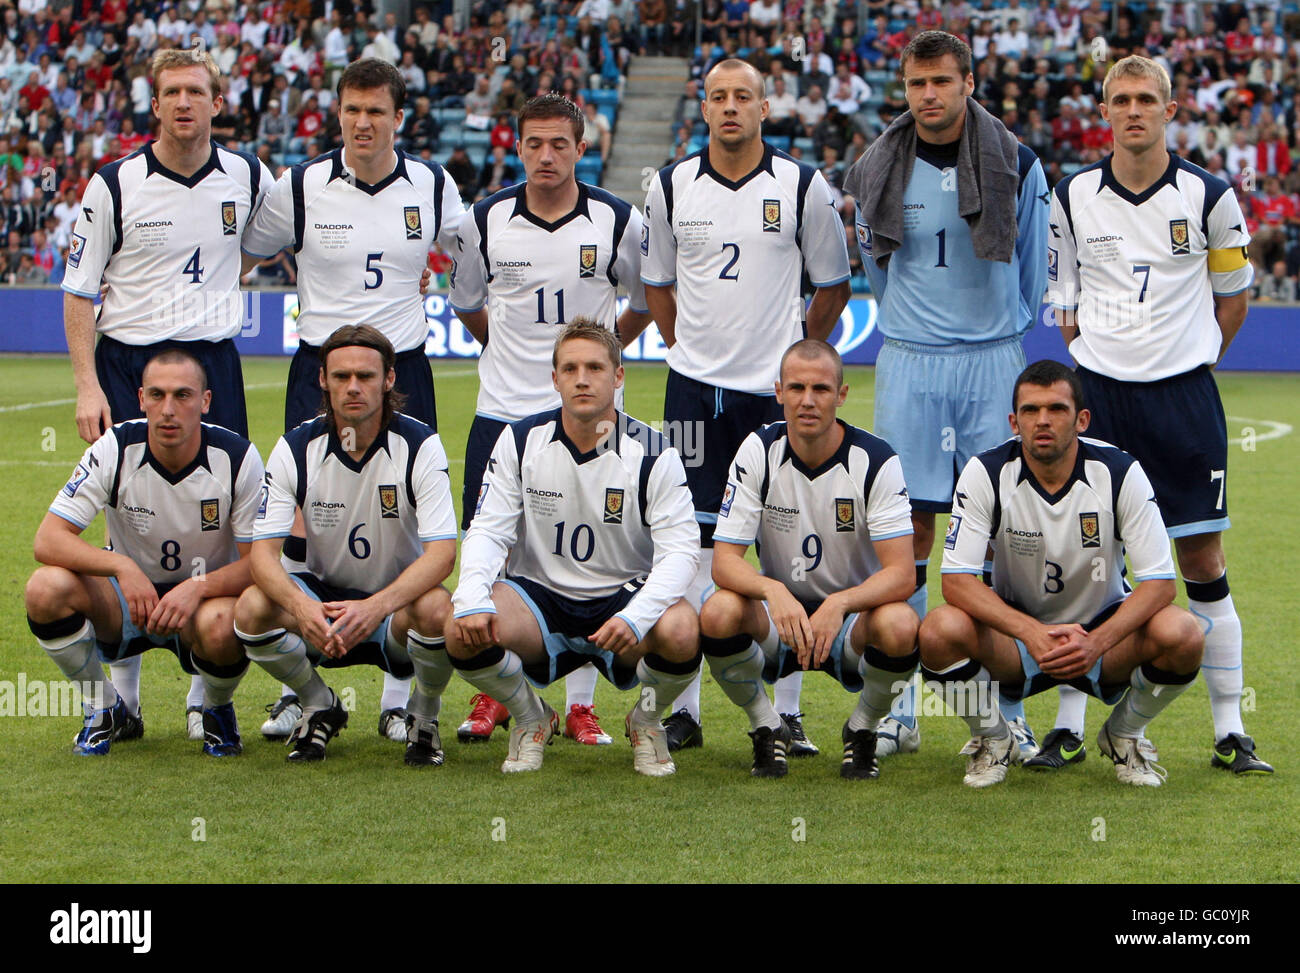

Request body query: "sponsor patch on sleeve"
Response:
[68, 233, 87, 269]
[719, 481, 737, 517]
[944, 514, 961, 550]
[63, 463, 90, 498]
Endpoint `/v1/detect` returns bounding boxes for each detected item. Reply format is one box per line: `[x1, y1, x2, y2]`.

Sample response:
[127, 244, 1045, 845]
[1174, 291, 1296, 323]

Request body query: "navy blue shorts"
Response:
[288, 573, 412, 678]
[284, 341, 439, 432]
[98, 578, 198, 675]
[999, 601, 1128, 705]
[664, 368, 782, 546]
[94, 335, 248, 437]
[1077, 365, 1229, 537]
[505, 575, 644, 690]
[461, 414, 507, 530]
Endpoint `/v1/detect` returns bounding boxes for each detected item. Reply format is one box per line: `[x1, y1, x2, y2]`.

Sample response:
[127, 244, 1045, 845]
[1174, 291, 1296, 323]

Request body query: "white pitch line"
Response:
[1226, 416, 1293, 446]
[0, 370, 479, 413]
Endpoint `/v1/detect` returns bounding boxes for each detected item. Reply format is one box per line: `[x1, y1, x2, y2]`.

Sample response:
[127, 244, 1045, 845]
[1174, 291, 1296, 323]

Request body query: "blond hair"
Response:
[1102, 55, 1171, 105]
[151, 48, 222, 99]
[553, 319, 621, 368]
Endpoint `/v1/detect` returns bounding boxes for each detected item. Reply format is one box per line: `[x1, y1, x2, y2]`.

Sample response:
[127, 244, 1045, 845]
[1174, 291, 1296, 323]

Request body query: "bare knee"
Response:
[1150, 607, 1204, 673]
[234, 585, 277, 633]
[1175, 533, 1226, 583]
[699, 589, 745, 639]
[25, 566, 83, 622]
[409, 586, 452, 638]
[192, 599, 242, 665]
[918, 605, 977, 669]
[649, 601, 699, 662]
[864, 601, 919, 656]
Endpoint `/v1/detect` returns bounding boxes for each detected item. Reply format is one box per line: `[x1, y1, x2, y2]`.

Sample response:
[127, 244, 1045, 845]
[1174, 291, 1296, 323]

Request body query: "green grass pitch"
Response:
[0, 356, 1295, 883]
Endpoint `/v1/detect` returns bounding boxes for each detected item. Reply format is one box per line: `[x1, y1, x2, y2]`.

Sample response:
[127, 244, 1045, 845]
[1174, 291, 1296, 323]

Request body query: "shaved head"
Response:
[703, 58, 765, 98]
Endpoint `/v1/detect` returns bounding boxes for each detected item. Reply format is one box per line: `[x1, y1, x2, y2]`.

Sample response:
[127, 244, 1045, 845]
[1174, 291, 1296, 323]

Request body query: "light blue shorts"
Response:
[874, 335, 1026, 511]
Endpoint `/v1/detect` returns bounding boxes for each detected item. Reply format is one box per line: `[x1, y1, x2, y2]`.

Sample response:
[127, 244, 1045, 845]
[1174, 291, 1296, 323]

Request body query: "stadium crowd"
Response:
[0, 0, 1298, 295]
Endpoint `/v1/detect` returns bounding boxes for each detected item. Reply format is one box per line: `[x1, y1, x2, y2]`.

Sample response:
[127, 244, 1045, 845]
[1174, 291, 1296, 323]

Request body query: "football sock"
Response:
[666, 547, 714, 721]
[773, 669, 803, 714]
[186, 673, 205, 710]
[850, 645, 920, 731]
[448, 645, 544, 725]
[891, 562, 928, 730]
[380, 671, 411, 712]
[1106, 662, 1199, 738]
[921, 658, 1008, 739]
[31, 613, 116, 713]
[564, 662, 598, 709]
[406, 634, 450, 721]
[702, 633, 781, 731]
[194, 655, 249, 708]
[108, 655, 141, 714]
[633, 652, 702, 726]
[236, 627, 331, 711]
[1187, 575, 1245, 739]
[1054, 685, 1088, 736]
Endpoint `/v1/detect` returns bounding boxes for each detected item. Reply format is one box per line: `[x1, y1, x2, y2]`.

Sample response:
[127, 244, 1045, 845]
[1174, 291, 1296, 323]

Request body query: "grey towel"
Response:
[843, 97, 1021, 267]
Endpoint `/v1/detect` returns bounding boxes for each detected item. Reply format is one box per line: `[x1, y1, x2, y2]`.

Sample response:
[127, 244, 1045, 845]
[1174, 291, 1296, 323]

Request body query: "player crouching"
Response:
[699, 341, 919, 779]
[25, 350, 264, 756]
[918, 361, 1203, 787]
[446, 322, 701, 776]
[234, 326, 460, 765]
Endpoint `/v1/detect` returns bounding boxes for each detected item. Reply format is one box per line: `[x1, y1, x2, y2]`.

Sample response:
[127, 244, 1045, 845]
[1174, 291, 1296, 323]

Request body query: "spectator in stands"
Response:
[477, 143, 518, 198]
[668, 0, 697, 58]
[1255, 121, 1291, 179]
[1225, 126, 1255, 180]
[1256, 260, 1297, 302]
[495, 77, 528, 117]
[1252, 176, 1295, 270]
[257, 98, 292, 158]
[446, 144, 478, 202]
[1050, 98, 1083, 156]
[582, 101, 612, 158]
[765, 74, 799, 138]
[796, 83, 828, 136]
[490, 112, 516, 152]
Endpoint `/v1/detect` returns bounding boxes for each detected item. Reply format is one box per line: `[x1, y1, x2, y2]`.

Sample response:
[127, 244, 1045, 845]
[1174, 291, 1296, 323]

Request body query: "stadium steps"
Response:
[602, 55, 689, 203]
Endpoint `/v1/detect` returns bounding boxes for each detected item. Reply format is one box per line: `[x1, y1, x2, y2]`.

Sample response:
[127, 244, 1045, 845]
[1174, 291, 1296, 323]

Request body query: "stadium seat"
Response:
[763, 135, 791, 151]
[793, 137, 815, 155]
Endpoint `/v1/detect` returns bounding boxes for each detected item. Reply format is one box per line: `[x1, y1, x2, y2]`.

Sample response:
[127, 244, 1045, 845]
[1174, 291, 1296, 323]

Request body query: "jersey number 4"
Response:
[182, 248, 204, 284]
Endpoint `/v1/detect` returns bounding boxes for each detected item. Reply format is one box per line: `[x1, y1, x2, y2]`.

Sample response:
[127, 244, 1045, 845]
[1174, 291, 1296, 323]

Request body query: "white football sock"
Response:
[704, 641, 781, 731]
[406, 634, 450, 721]
[108, 656, 141, 714]
[1106, 663, 1196, 738]
[237, 627, 331, 711]
[1188, 576, 1245, 739]
[773, 670, 803, 714]
[380, 671, 411, 712]
[1054, 685, 1088, 736]
[186, 673, 205, 710]
[564, 663, 598, 709]
[38, 617, 116, 713]
[632, 655, 701, 726]
[455, 649, 544, 725]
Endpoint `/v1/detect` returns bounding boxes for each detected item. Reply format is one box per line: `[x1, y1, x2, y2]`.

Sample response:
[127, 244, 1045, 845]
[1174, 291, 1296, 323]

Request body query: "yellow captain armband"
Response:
[1208, 246, 1250, 273]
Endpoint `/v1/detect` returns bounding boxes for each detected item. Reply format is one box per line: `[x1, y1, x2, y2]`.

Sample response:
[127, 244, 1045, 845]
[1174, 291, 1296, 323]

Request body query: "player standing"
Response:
[1046, 55, 1270, 774]
[448, 94, 653, 748]
[842, 30, 1050, 759]
[242, 58, 465, 744]
[641, 58, 852, 752]
[233, 326, 459, 765]
[700, 341, 918, 779]
[446, 322, 701, 776]
[918, 361, 1203, 787]
[25, 350, 264, 756]
[60, 48, 273, 741]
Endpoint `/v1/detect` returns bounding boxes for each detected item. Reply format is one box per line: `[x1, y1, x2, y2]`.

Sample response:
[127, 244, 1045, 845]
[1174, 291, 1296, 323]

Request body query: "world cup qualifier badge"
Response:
[1169, 219, 1190, 255]
[579, 244, 598, 278]
[763, 198, 781, 232]
[379, 484, 399, 518]
[404, 205, 423, 240]
[835, 498, 855, 532]
[221, 201, 237, 235]
[1079, 511, 1100, 548]
[200, 499, 220, 531]
[604, 487, 625, 524]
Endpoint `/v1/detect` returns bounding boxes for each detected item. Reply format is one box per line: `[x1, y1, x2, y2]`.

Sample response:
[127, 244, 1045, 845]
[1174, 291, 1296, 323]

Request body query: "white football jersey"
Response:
[713, 421, 913, 604]
[450, 182, 647, 421]
[942, 437, 1176, 626]
[641, 145, 852, 393]
[1047, 154, 1253, 381]
[255, 413, 458, 592]
[48, 420, 264, 586]
[454, 410, 699, 640]
[61, 143, 273, 343]
[242, 148, 465, 351]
